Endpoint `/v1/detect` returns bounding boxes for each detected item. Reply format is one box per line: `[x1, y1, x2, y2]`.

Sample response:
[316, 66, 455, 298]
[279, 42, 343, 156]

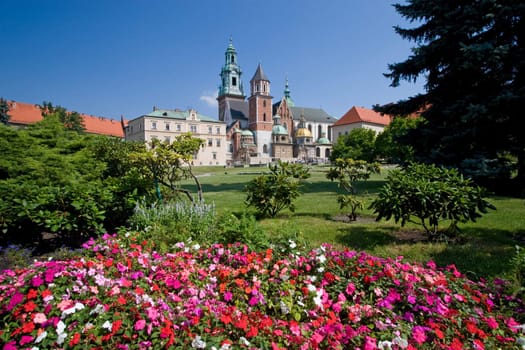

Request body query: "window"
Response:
[151, 122, 157, 130]
[316, 147, 321, 157]
[190, 125, 197, 133]
[325, 149, 331, 158]
[164, 136, 171, 143]
[177, 124, 181, 131]
[308, 124, 312, 132]
[213, 153, 217, 160]
[208, 139, 213, 147]
[263, 144, 268, 153]
[263, 100, 266, 107]
[318, 125, 322, 138]
[263, 113, 266, 121]
[216, 139, 221, 147]
[216, 127, 220, 134]
[232, 77, 237, 86]
[165, 123, 170, 131]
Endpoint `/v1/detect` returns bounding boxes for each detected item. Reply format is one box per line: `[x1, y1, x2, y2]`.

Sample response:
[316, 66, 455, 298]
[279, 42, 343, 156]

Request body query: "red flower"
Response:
[24, 301, 37, 312]
[69, 332, 81, 347]
[21, 321, 35, 334]
[449, 337, 464, 350]
[112, 319, 123, 333]
[26, 289, 38, 300]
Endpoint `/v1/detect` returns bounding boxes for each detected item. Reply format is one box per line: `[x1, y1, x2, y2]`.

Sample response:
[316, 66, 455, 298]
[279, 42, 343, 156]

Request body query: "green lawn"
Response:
[189, 165, 525, 281]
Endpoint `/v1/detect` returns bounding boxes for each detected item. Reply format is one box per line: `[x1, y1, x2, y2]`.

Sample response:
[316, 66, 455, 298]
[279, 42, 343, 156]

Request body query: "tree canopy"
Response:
[330, 128, 377, 162]
[40, 101, 85, 132]
[375, 0, 525, 193]
[0, 98, 10, 125]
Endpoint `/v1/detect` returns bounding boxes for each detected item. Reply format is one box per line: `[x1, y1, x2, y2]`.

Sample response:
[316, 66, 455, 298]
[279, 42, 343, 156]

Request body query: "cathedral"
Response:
[217, 39, 337, 165]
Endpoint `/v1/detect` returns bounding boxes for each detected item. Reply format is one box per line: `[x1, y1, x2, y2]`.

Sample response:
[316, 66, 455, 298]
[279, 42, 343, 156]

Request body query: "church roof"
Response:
[289, 106, 337, 124]
[6, 100, 126, 137]
[225, 100, 249, 121]
[333, 106, 391, 127]
[250, 63, 269, 82]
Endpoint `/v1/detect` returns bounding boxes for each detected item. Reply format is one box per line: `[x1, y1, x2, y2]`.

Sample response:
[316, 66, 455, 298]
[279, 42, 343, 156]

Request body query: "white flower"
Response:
[313, 289, 324, 308]
[317, 254, 326, 264]
[192, 243, 201, 250]
[89, 304, 105, 315]
[289, 240, 297, 249]
[56, 321, 66, 335]
[239, 336, 251, 346]
[378, 340, 393, 350]
[280, 300, 290, 315]
[317, 266, 325, 273]
[191, 335, 206, 349]
[34, 330, 47, 343]
[102, 320, 112, 331]
[57, 332, 67, 345]
[307, 284, 317, 292]
[392, 336, 409, 349]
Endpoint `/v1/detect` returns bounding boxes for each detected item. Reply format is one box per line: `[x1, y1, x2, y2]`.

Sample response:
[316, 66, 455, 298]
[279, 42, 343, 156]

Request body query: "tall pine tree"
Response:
[0, 98, 10, 125]
[376, 0, 525, 194]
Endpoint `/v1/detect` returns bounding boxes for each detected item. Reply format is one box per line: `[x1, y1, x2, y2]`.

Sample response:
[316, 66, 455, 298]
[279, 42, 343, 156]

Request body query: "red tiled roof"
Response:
[333, 106, 392, 127]
[6, 100, 125, 137]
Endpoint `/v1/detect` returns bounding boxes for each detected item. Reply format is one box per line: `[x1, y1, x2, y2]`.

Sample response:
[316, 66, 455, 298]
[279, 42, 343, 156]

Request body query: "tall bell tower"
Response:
[217, 38, 245, 122]
[248, 63, 273, 157]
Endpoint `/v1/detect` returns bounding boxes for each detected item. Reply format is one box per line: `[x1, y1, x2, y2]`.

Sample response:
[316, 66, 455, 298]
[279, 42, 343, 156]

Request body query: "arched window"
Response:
[325, 149, 331, 158]
[263, 113, 266, 121]
[308, 124, 312, 132]
[263, 100, 266, 107]
[316, 147, 321, 157]
[318, 125, 322, 138]
[263, 144, 268, 153]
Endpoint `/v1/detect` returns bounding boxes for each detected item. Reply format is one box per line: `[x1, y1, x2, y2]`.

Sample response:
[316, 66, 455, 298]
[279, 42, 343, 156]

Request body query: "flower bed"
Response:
[1, 233, 523, 349]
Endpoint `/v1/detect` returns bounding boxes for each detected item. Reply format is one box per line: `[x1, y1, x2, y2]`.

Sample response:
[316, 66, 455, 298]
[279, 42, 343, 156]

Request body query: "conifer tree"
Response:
[376, 0, 525, 193]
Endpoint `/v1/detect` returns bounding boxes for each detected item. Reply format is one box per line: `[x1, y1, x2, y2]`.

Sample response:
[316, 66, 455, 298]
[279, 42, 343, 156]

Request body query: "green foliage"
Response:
[376, 1, 525, 192]
[370, 163, 495, 240]
[0, 118, 154, 248]
[374, 117, 419, 164]
[128, 199, 217, 250]
[129, 134, 204, 203]
[245, 161, 311, 218]
[0, 98, 10, 125]
[330, 128, 377, 162]
[40, 101, 85, 132]
[216, 212, 269, 251]
[327, 158, 380, 220]
[510, 245, 525, 298]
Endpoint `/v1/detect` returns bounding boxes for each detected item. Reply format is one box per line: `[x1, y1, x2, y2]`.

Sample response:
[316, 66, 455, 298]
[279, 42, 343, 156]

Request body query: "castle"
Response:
[218, 39, 337, 165]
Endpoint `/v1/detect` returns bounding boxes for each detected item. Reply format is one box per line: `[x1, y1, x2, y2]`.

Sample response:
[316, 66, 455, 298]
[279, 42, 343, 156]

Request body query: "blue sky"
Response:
[1, 0, 423, 121]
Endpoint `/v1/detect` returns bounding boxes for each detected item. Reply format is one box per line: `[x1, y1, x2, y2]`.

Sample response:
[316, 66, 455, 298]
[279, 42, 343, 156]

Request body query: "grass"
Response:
[188, 165, 525, 281]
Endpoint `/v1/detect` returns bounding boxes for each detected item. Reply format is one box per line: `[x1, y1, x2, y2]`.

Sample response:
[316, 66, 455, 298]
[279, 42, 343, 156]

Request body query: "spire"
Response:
[284, 77, 294, 107]
[251, 63, 269, 82]
[219, 38, 244, 97]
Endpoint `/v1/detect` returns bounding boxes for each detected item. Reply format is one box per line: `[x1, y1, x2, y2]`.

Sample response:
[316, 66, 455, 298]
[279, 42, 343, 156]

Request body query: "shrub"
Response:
[128, 199, 216, 249]
[326, 158, 380, 221]
[369, 163, 495, 240]
[215, 212, 268, 251]
[245, 161, 310, 218]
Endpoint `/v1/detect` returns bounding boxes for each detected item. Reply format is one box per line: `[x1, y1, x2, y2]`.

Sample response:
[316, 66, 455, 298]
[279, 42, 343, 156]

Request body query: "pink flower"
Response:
[33, 312, 47, 324]
[486, 317, 498, 330]
[224, 291, 233, 301]
[412, 326, 427, 344]
[134, 319, 146, 331]
[363, 336, 377, 350]
[345, 282, 355, 295]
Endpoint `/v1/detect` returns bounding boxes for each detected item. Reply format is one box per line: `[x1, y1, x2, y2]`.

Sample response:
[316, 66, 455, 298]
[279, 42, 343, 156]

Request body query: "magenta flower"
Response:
[134, 319, 146, 331]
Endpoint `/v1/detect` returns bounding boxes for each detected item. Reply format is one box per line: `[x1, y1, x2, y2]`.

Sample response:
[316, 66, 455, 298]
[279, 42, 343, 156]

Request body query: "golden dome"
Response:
[295, 127, 312, 138]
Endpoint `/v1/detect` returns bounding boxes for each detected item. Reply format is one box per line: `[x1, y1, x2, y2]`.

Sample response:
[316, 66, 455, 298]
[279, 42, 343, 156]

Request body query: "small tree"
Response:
[130, 134, 204, 203]
[327, 158, 380, 221]
[330, 128, 377, 162]
[369, 163, 495, 240]
[0, 98, 10, 125]
[245, 161, 310, 218]
[374, 117, 419, 164]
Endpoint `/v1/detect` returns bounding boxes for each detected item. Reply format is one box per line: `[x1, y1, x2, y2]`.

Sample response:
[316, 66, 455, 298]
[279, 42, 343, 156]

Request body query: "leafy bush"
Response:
[245, 161, 310, 218]
[128, 199, 217, 249]
[215, 212, 269, 251]
[370, 163, 495, 240]
[510, 245, 525, 298]
[327, 158, 380, 221]
[0, 234, 523, 349]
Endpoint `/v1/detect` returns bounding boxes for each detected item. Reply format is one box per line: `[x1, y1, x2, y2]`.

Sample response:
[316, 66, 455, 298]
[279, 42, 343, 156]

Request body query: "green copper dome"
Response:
[317, 136, 330, 145]
[272, 124, 288, 135]
[241, 129, 253, 137]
